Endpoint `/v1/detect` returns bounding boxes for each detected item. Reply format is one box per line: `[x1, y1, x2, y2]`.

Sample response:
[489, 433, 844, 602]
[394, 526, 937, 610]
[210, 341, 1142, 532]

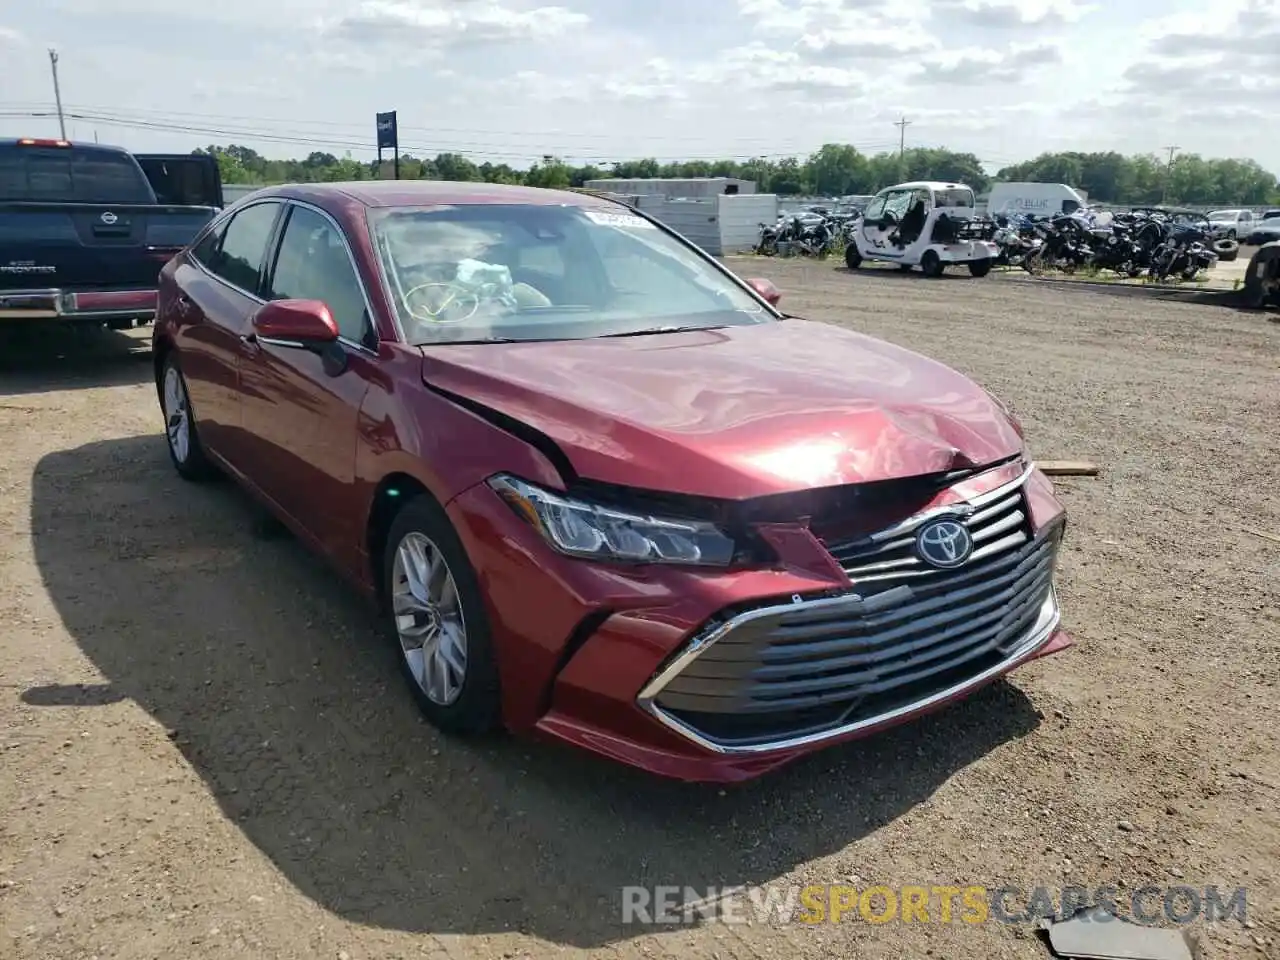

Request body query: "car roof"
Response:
[267, 180, 615, 209]
[883, 181, 972, 192]
[0, 137, 131, 155]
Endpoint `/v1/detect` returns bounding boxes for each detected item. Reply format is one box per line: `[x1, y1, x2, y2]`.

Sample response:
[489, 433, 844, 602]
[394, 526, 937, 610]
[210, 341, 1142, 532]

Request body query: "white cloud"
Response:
[931, 0, 1096, 28]
[0, 0, 1276, 173]
[322, 0, 589, 47]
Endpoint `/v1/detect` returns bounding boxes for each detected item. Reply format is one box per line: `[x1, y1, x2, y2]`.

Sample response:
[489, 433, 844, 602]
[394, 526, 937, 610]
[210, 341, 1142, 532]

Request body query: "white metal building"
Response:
[632, 194, 778, 255]
[582, 177, 757, 199]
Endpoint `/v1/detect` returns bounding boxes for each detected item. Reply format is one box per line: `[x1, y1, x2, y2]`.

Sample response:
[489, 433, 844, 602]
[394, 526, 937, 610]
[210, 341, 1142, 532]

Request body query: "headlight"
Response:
[487, 474, 738, 566]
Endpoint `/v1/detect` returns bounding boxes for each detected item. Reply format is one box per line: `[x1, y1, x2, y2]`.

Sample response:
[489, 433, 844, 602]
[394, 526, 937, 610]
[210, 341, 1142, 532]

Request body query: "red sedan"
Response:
[153, 181, 1072, 782]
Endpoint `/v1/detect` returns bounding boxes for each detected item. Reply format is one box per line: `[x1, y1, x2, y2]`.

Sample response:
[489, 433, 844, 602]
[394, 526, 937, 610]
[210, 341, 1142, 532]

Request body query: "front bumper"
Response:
[446, 459, 1072, 783]
[0, 287, 157, 322]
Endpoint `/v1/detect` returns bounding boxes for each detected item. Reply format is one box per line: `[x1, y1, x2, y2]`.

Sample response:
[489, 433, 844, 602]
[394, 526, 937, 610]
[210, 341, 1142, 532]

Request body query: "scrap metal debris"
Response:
[1040, 906, 1197, 960]
[1040, 461, 1100, 477]
[1242, 526, 1280, 545]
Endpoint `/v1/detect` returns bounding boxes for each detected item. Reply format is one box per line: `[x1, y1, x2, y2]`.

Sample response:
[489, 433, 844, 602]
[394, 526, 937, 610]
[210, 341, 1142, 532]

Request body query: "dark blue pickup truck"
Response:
[0, 138, 222, 328]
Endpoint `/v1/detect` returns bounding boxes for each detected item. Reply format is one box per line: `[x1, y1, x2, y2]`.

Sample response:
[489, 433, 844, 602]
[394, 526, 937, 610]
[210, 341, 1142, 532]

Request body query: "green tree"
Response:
[192, 142, 1280, 204]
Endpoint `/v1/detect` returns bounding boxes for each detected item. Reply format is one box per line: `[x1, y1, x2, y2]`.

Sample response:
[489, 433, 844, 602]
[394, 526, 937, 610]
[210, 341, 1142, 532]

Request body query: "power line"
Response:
[0, 99, 906, 152]
[0, 106, 910, 164]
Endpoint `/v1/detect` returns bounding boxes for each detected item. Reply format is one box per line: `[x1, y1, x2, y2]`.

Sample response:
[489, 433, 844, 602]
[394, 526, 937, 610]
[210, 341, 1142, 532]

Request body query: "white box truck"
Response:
[982, 183, 1089, 217]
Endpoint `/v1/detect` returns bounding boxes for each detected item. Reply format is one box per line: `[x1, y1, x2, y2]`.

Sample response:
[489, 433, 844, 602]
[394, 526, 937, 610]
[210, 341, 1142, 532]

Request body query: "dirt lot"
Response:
[1, 264, 1277, 960]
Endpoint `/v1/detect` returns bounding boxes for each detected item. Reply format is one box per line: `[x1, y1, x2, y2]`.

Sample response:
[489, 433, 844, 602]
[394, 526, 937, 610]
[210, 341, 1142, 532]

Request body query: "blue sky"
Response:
[1, 0, 1276, 173]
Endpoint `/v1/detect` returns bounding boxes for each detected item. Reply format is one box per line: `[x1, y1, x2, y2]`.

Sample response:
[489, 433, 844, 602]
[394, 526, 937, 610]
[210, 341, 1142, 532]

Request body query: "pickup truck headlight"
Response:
[487, 474, 738, 566]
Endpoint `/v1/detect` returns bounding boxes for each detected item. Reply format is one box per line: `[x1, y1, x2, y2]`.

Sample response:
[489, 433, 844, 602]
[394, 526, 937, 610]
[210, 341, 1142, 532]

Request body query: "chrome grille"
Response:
[642, 471, 1062, 751]
[826, 485, 1030, 586]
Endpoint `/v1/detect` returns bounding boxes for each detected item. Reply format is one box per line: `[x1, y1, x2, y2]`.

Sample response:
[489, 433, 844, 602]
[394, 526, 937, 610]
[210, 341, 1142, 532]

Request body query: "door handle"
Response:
[174, 293, 192, 315]
[238, 331, 259, 350]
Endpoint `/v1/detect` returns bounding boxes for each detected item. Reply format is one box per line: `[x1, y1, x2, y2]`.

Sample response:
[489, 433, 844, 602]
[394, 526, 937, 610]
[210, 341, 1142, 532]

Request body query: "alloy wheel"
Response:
[391, 531, 468, 706]
[162, 365, 191, 464]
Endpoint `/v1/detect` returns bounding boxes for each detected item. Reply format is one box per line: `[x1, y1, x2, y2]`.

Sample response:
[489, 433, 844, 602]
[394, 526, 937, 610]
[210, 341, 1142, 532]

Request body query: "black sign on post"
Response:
[375, 110, 399, 179]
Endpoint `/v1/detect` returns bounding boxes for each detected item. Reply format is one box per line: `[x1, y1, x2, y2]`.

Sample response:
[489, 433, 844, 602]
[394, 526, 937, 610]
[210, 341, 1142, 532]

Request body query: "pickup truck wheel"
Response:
[384, 495, 502, 735]
[160, 357, 217, 481]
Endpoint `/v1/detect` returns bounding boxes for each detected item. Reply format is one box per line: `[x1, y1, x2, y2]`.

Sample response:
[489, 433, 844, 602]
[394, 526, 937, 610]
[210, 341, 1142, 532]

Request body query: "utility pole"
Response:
[48, 49, 67, 140]
[1161, 145, 1180, 203]
[894, 116, 912, 159]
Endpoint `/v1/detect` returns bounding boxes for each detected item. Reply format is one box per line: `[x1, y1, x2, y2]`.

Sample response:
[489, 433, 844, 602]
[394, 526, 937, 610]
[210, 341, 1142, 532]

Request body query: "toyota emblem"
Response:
[916, 518, 974, 569]
[100, 211, 118, 225]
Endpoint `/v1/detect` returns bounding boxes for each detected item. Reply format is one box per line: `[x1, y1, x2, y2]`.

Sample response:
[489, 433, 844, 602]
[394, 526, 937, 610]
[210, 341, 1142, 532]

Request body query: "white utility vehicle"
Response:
[845, 181, 1000, 277]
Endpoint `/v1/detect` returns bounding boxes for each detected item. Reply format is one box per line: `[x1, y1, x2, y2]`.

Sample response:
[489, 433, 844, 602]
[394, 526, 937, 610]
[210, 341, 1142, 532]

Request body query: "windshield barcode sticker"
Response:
[585, 210, 655, 229]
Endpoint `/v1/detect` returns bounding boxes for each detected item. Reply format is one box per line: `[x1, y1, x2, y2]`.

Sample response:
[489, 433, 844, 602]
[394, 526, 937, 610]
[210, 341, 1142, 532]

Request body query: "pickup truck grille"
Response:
[643, 476, 1061, 750]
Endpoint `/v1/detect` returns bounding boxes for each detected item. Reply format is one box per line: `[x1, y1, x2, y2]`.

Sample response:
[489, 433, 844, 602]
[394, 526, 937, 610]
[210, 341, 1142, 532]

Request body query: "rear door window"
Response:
[208, 202, 281, 294]
[190, 222, 226, 269]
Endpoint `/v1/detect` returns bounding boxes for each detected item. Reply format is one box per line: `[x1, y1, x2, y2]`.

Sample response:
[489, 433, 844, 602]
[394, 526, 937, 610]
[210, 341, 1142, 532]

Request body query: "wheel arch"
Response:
[152, 332, 174, 395]
[365, 471, 438, 604]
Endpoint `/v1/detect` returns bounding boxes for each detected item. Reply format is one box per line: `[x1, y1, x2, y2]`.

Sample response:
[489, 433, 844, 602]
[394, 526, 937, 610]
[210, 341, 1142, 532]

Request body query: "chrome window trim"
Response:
[634, 459, 1055, 756]
[185, 197, 379, 358]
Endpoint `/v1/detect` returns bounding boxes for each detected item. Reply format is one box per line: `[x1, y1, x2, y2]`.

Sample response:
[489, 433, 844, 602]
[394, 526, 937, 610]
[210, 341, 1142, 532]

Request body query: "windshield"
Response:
[368, 203, 772, 344]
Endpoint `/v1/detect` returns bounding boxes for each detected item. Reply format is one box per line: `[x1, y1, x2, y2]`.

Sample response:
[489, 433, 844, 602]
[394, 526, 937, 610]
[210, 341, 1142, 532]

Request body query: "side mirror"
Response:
[745, 277, 781, 306]
[251, 299, 339, 347]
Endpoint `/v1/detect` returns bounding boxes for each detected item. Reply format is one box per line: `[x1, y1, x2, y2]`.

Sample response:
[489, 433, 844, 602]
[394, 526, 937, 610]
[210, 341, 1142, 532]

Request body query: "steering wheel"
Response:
[402, 281, 481, 325]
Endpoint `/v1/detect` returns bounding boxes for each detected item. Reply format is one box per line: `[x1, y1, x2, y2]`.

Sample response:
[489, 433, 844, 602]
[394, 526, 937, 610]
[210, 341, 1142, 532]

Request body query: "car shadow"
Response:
[29, 434, 1043, 948]
[0, 324, 152, 396]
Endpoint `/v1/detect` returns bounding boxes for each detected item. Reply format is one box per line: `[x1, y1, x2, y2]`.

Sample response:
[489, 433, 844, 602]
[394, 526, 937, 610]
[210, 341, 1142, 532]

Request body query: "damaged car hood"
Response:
[419, 317, 1025, 500]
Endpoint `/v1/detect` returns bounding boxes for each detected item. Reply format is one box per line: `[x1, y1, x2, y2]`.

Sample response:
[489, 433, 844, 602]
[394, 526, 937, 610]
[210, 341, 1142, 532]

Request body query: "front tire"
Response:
[844, 245, 862, 269]
[383, 496, 502, 736]
[160, 356, 217, 481]
[921, 249, 945, 277]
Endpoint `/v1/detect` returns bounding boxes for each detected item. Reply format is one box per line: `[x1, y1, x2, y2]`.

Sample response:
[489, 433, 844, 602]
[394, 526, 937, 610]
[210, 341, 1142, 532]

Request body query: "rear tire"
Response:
[160, 355, 218, 481]
[968, 258, 993, 278]
[383, 495, 503, 736]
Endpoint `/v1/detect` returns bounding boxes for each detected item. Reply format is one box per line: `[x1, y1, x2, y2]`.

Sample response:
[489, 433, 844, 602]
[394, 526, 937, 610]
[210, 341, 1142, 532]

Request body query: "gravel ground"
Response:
[1, 263, 1277, 960]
